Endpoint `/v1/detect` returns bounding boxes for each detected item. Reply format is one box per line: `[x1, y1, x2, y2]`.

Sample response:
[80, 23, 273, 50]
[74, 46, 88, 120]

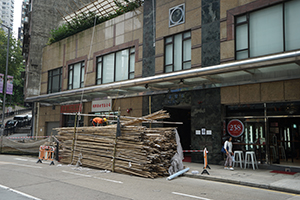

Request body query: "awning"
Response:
[25, 50, 300, 105]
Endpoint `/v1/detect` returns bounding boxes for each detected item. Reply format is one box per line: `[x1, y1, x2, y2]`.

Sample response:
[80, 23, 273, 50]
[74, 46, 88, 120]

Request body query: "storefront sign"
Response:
[91, 99, 112, 112]
[60, 104, 82, 113]
[227, 119, 244, 137]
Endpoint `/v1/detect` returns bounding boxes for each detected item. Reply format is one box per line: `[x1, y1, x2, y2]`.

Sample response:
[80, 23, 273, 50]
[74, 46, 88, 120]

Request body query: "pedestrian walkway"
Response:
[183, 162, 300, 194]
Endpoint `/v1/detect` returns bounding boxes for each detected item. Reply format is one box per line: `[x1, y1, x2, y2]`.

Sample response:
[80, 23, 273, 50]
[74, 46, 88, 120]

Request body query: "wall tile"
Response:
[191, 47, 201, 66]
[220, 40, 234, 60]
[240, 84, 261, 103]
[284, 79, 300, 101]
[192, 28, 201, 46]
[261, 81, 284, 102]
[185, 7, 201, 29]
[221, 86, 240, 104]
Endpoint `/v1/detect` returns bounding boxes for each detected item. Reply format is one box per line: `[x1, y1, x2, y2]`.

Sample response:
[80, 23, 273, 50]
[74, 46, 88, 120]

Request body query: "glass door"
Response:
[269, 118, 300, 165]
[243, 120, 266, 163]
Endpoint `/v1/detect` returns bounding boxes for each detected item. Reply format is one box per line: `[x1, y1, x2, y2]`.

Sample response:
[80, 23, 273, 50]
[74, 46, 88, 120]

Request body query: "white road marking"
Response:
[62, 170, 123, 184]
[0, 184, 42, 200]
[15, 157, 41, 163]
[93, 176, 123, 184]
[62, 170, 92, 177]
[14, 158, 28, 161]
[172, 192, 212, 200]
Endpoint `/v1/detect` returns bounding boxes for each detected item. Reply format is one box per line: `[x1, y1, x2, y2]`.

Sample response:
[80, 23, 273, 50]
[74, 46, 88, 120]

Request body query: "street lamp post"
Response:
[0, 23, 11, 137]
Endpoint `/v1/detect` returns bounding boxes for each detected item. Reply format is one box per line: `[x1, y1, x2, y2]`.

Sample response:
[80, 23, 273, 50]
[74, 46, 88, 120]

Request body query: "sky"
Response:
[13, 0, 22, 38]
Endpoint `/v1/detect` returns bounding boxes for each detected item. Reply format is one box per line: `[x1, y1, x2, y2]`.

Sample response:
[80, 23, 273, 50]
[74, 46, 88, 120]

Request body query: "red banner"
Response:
[60, 104, 82, 113]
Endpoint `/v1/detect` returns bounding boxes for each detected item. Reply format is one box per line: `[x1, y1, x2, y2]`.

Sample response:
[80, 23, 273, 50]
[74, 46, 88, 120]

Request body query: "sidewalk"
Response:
[183, 162, 300, 194]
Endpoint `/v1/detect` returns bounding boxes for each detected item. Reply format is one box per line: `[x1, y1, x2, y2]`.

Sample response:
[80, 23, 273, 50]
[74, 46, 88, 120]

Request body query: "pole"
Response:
[70, 113, 78, 164]
[1, 24, 11, 140]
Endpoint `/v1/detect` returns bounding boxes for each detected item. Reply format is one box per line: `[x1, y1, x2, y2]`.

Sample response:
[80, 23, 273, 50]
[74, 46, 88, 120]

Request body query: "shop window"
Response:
[68, 61, 85, 89]
[48, 67, 62, 93]
[235, 1, 300, 60]
[96, 47, 135, 84]
[164, 31, 191, 72]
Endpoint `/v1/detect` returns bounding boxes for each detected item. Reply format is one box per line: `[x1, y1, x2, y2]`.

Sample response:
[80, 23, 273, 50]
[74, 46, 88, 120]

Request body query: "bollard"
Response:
[201, 148, 210, 175]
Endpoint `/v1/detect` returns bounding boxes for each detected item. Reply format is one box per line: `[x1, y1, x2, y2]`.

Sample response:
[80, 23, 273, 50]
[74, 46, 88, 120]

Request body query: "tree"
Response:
[0, 28, 25, 107]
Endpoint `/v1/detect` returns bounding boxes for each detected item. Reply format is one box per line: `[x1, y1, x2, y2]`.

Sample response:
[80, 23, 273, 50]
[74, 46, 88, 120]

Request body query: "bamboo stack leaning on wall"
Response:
[55, 110, 180, 178]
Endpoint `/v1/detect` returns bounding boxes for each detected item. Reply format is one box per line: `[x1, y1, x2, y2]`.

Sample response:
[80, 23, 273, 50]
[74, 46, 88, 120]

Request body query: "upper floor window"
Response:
[235, 1, 300, 60]
[96, 47, 135, 84]
[164, 31, 191, 73]
[68, 61, 85, 89]
[48, 67, 62, 94]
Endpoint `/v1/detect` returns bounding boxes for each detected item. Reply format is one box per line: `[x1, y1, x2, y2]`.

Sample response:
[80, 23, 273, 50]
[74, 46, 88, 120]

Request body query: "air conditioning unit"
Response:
[169, 3, 185, 27]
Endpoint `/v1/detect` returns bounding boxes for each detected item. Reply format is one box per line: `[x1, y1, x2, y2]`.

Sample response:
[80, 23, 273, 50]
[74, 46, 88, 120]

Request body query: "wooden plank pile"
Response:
[55, 110, 179, 178]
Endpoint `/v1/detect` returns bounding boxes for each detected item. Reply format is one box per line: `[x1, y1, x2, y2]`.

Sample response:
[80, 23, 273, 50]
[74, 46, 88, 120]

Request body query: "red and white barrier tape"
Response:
[183, 150, 208, 153]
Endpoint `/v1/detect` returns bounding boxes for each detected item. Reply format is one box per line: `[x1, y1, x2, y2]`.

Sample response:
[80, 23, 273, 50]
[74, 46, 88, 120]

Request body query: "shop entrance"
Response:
[243, 120, 266, 163]
[269, 118, 300, 165]
[164, 106, 191, 161]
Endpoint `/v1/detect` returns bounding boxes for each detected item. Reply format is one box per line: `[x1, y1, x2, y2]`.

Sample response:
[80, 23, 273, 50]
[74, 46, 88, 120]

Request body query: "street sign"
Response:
[227, 119, 244, 137]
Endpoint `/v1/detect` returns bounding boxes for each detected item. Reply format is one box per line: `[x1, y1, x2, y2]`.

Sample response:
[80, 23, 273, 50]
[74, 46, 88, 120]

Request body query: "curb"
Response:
[184, 174, 300, 194]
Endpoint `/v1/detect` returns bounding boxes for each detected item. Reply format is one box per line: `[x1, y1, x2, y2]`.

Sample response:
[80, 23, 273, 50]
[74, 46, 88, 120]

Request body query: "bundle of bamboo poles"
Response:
[55, 110, 179, 178]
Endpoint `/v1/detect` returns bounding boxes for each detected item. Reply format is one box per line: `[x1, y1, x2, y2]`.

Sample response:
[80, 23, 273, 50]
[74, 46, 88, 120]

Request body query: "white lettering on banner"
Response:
[91, 100, 112, 112]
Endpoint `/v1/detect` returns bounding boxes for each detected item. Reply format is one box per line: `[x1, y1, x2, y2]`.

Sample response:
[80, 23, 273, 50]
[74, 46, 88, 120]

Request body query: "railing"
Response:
[0, 108, 32, 119]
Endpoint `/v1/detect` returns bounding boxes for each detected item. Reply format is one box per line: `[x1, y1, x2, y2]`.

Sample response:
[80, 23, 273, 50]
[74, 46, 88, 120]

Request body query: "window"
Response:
[68, 61, 85, 89]
[164, 31, 191, 72]
[96, 47, 135, 84]
[235, 1, 300, 60]
[48, 67, 62, 94]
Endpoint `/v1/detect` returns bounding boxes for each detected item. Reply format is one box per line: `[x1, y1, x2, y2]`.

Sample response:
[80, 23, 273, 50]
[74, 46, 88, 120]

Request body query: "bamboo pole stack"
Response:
[55, 110, 179, 178]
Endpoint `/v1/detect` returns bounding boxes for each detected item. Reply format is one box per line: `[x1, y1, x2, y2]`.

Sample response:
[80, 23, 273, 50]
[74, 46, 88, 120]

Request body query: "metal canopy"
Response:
[25, 51, 300, 105]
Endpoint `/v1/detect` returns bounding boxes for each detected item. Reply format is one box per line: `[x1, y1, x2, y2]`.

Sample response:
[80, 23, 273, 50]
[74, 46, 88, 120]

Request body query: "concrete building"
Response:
[17, 0, 29, 45]
[26, 0, 300, 168]
[21, 0, 93, 99]
[0, 0, 14, 34]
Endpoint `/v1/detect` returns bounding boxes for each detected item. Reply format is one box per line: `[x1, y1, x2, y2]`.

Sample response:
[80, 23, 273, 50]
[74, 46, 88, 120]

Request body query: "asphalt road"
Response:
[0, 155, 299, 200]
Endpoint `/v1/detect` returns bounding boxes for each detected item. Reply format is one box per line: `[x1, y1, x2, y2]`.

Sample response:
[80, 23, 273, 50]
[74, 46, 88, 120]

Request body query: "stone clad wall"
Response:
[41, 8, 144, 94]
[221, 80, 300, 105]
[149, 88, 222, 164]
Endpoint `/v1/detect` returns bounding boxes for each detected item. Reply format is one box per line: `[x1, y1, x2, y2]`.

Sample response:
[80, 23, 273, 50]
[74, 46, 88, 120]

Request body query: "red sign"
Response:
[227, 119, 244, 137]
[60, 104, 82, 113]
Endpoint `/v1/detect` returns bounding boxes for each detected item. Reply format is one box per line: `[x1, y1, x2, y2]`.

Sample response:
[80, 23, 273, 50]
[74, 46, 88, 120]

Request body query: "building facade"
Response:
[21, 0, 93, 99]
[0, 0, 14, 34]
[17, 0, 29, 46]
[26, 0, 300, 169]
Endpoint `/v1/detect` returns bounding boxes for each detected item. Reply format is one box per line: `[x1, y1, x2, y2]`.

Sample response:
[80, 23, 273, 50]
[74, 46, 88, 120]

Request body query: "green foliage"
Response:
[48, 0, 142, 44]
[0, 29, 25, 106]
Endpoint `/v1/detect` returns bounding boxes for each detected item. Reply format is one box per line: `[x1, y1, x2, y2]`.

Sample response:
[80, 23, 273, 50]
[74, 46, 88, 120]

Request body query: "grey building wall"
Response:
[24, 0, 91, 98]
